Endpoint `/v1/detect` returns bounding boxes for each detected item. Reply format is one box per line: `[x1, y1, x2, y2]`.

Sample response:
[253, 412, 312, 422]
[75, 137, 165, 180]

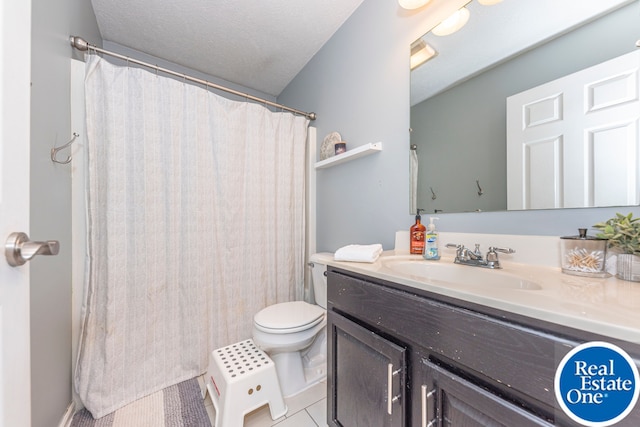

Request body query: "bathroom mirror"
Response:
[410, 0, 639, 214]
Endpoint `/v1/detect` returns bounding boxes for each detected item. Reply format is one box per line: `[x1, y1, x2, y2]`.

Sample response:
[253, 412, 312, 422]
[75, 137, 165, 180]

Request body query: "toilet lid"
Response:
[254, 301, 325, 333]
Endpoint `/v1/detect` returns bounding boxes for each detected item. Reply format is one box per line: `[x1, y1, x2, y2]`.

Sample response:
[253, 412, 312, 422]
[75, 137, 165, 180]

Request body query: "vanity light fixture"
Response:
[410, 39, 437, 70]
[432, 7, 470, 36]
[478, 0, 503, 5]
[398, 0, 431, 10]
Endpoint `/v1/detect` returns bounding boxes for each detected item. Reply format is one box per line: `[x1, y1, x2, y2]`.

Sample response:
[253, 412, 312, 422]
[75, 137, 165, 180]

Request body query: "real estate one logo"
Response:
[555, 341, 639, 426]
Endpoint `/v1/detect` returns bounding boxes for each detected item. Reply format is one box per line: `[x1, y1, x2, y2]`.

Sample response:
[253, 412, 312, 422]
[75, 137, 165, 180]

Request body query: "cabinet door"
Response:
[328, 312, 407, 427]
[417, 359, 553, 427]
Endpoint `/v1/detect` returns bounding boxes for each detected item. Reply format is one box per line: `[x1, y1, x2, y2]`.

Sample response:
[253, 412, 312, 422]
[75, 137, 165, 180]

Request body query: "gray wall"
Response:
[30, 0, 100, 425]
[411, 3, 638, 214]
[279, 0, 412, 251]
[279, 0, 640, 252]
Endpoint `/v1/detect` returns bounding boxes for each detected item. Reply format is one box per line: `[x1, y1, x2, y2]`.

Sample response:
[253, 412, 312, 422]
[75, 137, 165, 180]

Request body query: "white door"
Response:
[0, 1, 32, 426]
[507, 50, 640, 210]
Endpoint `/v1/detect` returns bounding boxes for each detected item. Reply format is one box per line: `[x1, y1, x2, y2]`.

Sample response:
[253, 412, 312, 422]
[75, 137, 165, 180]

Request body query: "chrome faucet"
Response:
[445, 243, 515, 269]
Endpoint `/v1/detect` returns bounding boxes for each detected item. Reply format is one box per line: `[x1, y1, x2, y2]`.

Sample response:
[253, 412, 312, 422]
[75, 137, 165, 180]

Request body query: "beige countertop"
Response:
[317, 250, 640, 345]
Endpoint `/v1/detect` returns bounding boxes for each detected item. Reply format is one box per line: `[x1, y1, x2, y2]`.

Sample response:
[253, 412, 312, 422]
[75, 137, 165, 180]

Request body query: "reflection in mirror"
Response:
[410, 0, 639, 214]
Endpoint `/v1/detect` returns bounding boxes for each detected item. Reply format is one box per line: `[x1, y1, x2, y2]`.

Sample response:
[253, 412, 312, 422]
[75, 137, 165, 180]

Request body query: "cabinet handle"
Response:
[387, 363, 402, 415]
[421, 385, 436, 427]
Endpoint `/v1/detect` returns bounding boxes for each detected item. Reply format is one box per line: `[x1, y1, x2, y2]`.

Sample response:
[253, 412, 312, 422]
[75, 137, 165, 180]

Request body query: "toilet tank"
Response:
[309, 253, 331, 309]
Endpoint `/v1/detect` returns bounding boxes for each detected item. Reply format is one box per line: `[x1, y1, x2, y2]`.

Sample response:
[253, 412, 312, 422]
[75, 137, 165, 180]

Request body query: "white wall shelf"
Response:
[314, 142, 382, 169]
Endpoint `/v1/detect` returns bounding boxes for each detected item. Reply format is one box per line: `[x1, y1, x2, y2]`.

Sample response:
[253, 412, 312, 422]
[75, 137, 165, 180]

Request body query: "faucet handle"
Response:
[445, 243, 464, 255]
[485, 247, 515, 267]
[489, 247, 515, 255]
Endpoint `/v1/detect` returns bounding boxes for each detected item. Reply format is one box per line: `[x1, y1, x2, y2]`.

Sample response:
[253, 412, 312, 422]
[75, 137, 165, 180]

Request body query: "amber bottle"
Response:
[410, 209, 426, 255]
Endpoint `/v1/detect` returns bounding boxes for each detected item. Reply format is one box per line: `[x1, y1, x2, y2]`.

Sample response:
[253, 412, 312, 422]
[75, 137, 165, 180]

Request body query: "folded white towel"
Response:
[334, 244, 383, 263]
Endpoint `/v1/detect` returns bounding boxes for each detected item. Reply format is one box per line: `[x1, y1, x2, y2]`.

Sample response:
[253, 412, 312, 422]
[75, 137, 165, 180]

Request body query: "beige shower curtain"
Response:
[74, 54, 309, 418]
[410, 146, 419, 214]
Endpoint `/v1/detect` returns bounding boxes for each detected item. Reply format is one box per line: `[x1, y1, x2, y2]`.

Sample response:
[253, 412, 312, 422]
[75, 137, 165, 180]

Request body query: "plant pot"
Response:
[617, 253, 640, 282]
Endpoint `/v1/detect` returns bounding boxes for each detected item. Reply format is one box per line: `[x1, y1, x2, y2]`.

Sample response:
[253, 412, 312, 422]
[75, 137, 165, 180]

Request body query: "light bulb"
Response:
[398, 0, 431, 10]
[432, 7, 470, 36]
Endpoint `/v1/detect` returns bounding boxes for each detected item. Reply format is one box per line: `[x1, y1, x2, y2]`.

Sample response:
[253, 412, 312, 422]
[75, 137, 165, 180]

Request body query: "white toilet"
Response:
[252, 254, 329, 397]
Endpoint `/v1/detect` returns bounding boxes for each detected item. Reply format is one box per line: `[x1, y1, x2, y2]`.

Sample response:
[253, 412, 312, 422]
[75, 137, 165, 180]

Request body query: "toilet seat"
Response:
[254, 301, 325, 334]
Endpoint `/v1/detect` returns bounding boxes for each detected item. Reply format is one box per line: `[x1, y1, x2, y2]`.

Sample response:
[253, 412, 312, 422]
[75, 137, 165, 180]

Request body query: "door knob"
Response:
[5, 232, 60, 267]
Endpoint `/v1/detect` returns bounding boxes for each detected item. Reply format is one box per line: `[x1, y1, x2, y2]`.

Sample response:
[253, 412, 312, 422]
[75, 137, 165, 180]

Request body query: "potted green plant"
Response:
[593, 212, 640, 281]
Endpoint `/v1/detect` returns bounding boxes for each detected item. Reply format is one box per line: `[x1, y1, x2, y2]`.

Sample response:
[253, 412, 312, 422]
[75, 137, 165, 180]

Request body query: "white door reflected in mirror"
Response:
[507, 51, 640, 210]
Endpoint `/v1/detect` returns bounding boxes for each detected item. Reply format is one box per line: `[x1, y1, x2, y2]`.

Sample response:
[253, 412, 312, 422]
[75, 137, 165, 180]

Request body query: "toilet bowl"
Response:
[252, 253, 329, 397]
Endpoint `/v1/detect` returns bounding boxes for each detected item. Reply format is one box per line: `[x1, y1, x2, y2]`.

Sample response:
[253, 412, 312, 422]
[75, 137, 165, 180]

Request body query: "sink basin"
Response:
[382, 259, 542, 291]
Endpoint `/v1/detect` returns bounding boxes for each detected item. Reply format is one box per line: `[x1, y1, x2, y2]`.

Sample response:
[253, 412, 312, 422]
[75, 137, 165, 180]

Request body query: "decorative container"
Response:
[617, 253, 640, 282]
[560, 228, 608, 278]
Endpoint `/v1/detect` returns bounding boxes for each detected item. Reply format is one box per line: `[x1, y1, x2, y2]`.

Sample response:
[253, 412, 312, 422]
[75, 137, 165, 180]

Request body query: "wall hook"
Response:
[476, 179, 483, 196]
[430, 187, 437, 200]
[51, 132, 79, 164]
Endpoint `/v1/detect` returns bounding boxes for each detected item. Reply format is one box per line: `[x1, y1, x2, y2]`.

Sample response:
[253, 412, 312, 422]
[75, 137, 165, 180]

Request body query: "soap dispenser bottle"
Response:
[423, 217, 440, 260]
[410, 209, 426, 255]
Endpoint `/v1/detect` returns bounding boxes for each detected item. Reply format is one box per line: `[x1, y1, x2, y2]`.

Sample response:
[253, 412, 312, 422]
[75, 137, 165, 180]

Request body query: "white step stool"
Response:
[204, 339, 288, 427]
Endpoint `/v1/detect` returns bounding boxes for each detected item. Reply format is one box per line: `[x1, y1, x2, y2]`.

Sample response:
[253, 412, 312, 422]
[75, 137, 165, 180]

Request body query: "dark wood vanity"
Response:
[327, 266, 640, 427]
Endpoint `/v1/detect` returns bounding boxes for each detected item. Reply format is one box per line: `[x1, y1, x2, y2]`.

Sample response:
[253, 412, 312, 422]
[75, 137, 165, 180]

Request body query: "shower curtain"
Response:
[410, 147, 419, 214]
[74, 54, 309, 418]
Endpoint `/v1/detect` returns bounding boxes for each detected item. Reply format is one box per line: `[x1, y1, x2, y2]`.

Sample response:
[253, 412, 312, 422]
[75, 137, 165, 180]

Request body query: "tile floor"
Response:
[198, 375, 328, 427]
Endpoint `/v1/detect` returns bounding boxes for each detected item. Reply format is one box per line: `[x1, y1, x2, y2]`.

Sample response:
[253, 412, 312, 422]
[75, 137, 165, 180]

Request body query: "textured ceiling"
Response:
[91, 0, 364, 97]
[411, 0, 634, 105]
[90, 0, 633, 103]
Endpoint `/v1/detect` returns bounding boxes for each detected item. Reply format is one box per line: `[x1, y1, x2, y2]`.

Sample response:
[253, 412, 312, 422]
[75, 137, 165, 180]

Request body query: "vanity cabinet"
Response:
[327, 267, 640, 427]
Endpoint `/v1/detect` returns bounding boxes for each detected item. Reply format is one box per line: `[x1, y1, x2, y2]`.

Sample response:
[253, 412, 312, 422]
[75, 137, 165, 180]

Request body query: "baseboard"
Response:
[58, 402, 75, 427]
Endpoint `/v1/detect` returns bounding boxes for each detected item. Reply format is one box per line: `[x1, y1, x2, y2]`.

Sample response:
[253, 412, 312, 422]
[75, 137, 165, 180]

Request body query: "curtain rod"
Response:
[69, 36, 316, 121]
